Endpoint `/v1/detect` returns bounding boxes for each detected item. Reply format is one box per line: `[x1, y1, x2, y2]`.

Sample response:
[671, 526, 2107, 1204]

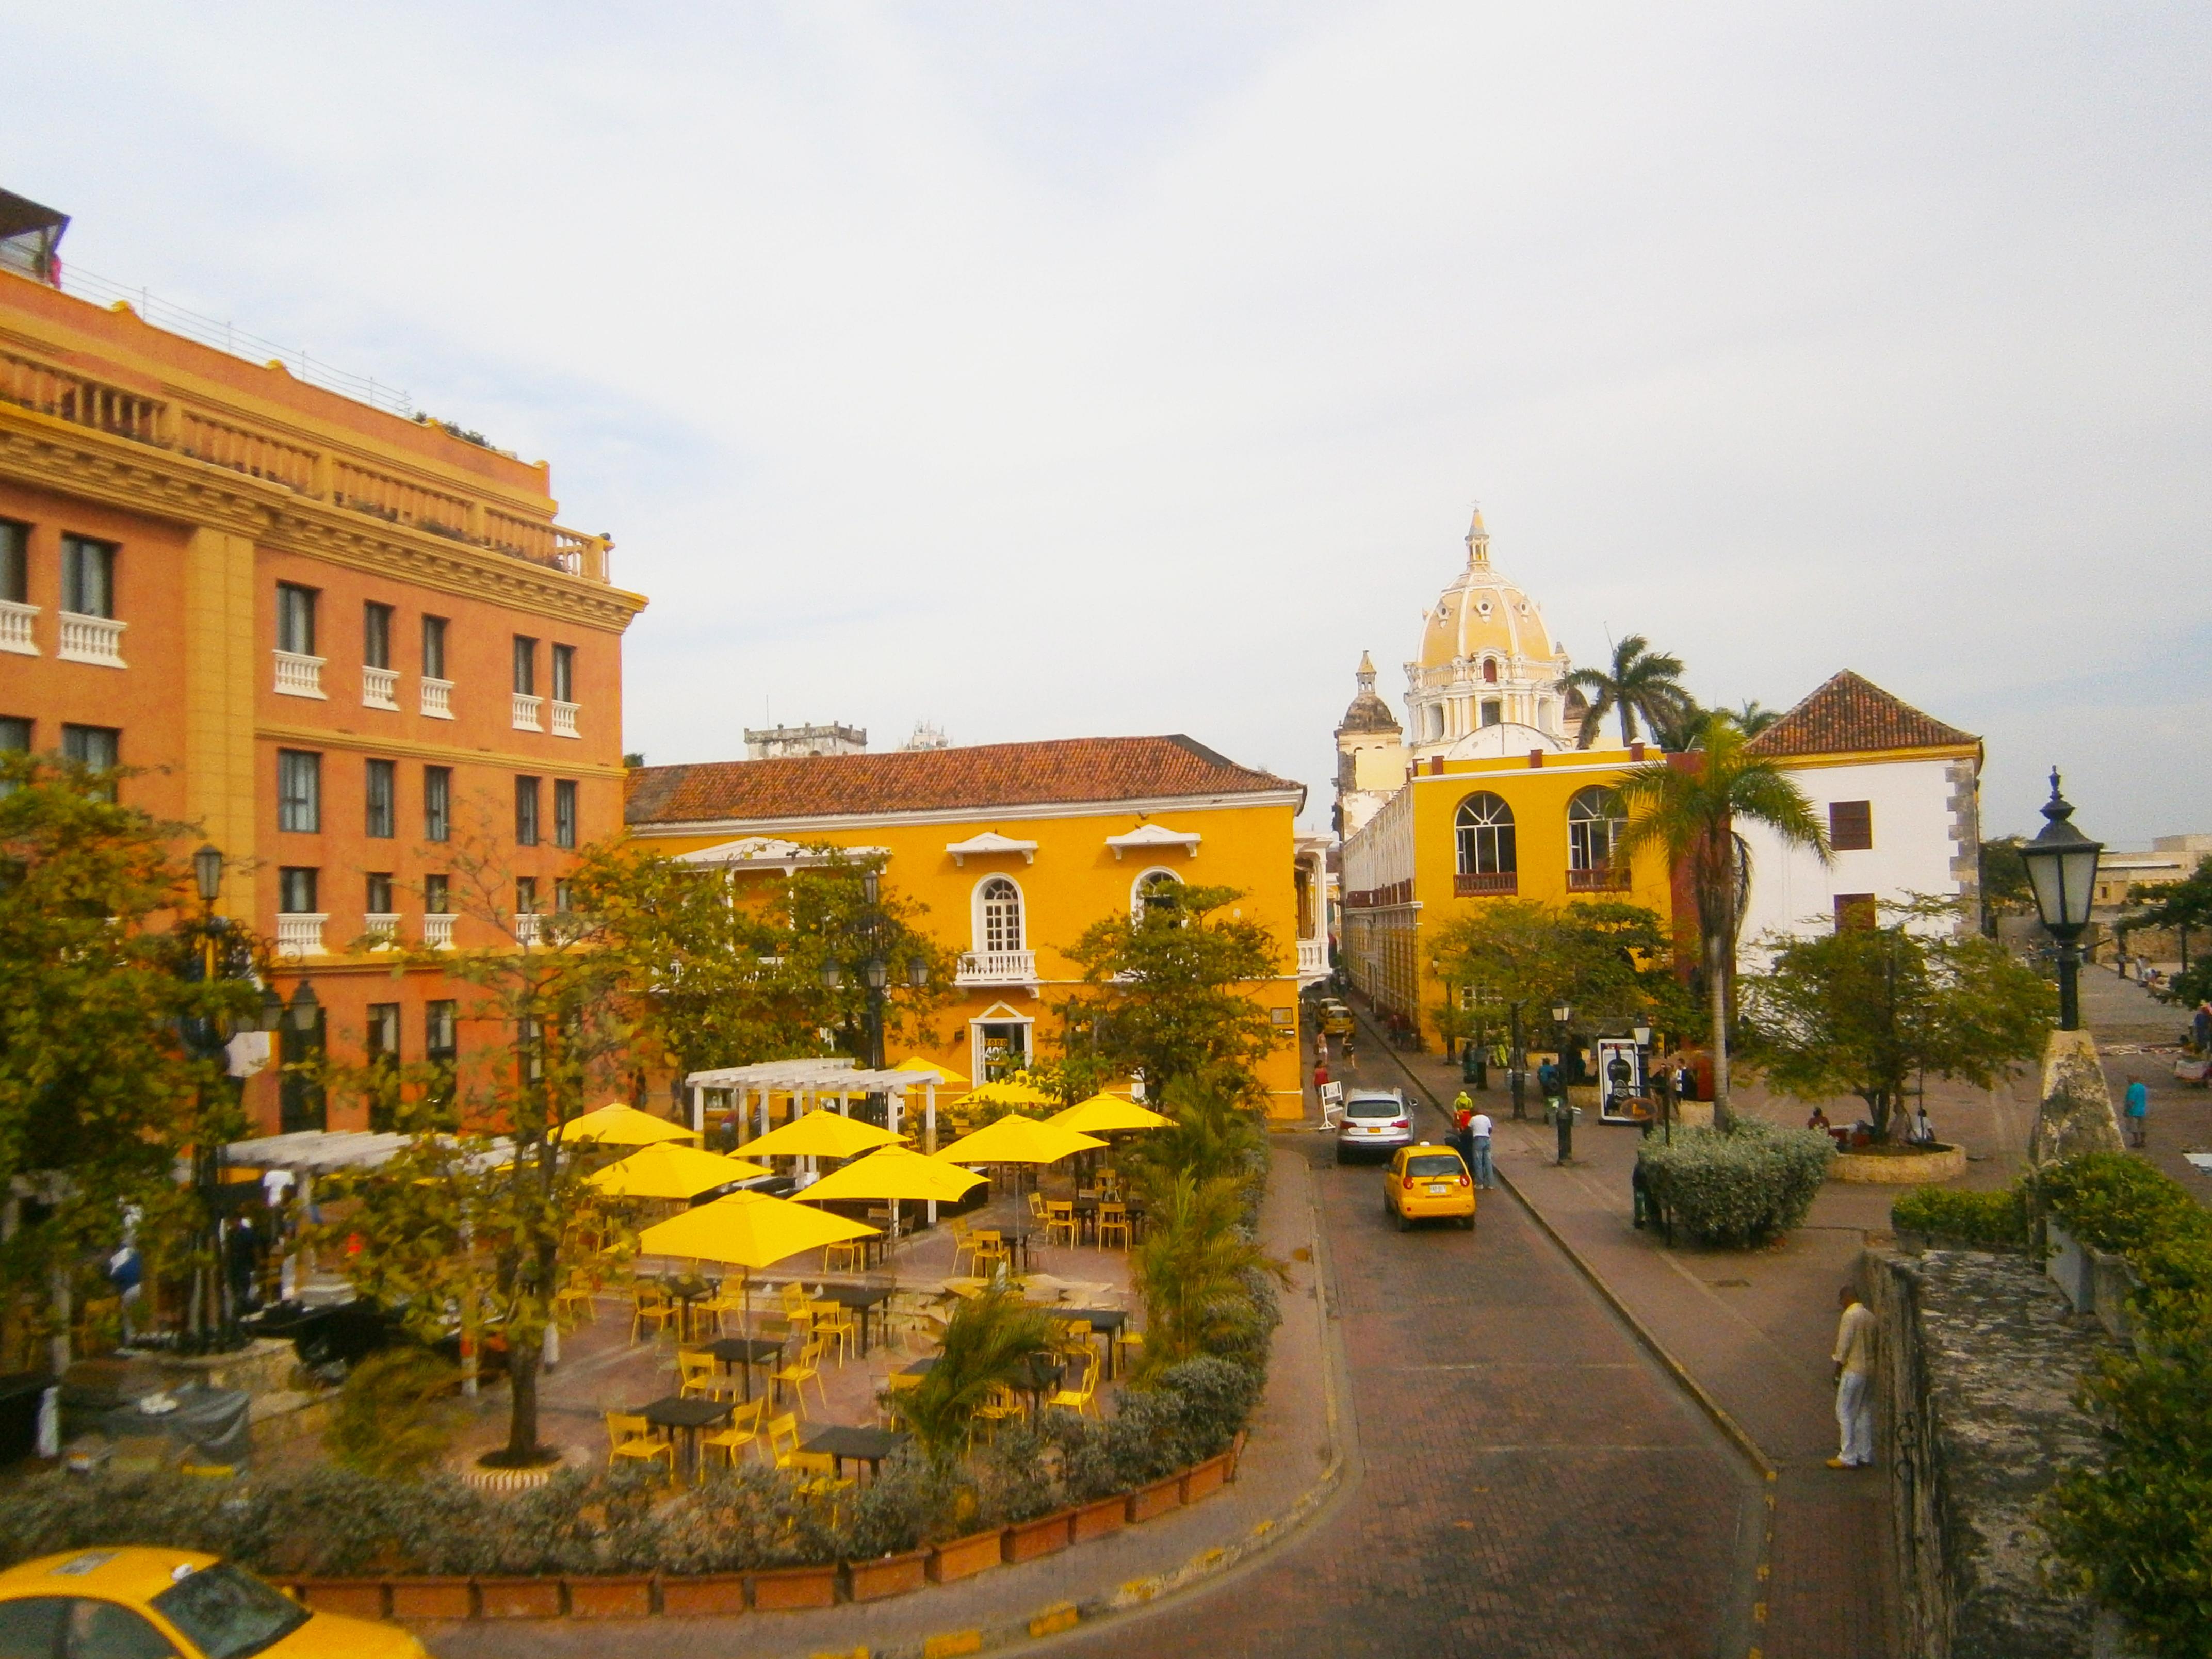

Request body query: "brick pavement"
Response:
[1039, 1042, 1763, 1659]
[1374, 1027, 1898, 1659]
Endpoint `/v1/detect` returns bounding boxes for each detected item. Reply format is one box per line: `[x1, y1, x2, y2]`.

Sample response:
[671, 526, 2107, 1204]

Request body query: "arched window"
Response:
[1134, 868, 1183, 921]
[1481, 658, 1499, 684]
[1455, 793, 1516, 875]
[978, 877, 1023, 953]
[1568, 785, 1626, 876]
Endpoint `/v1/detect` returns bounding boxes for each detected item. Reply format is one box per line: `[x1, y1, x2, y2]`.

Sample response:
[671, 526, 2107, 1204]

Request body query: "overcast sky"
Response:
[12, 3, 2207, 845]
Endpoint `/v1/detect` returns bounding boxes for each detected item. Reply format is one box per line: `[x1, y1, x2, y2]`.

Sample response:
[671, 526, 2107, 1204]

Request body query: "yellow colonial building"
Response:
[1336, 512, 1675, 1040]
[624, 734, 1324, 1120]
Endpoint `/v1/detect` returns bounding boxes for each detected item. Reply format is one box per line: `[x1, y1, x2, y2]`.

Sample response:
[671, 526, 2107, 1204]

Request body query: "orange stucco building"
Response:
[0, 195, 646, 1132]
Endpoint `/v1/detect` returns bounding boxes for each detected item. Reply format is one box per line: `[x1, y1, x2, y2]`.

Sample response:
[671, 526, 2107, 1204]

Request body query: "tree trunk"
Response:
[505, 1340, 539, 1460]
[1707, 930, 1732, 1132]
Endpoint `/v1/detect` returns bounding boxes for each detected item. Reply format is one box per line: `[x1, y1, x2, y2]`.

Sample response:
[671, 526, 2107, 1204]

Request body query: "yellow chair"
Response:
[676, 1349, 722, 1400]
[973, 1382, 1023, 1440]
[604, 1411, 674, 1474]
[1028, 1190, 1048, 1224]
[554, 1277, 597, 1330]
[947, 1215, 979, 1274]
[1048, 1355, 1100, 1419]
[823, 1238, 867, 1275]
[970, 1230, 1010, 1274]
[764, 1411, 803, 1467]
[1096, 1203, 1131, 1251]
[809, 1300, 858, 1365]
[787, 1449, 856, 1502]
[701, 1397, 767, 1469]
[1114, 1327, 1144, 1377]
[1045, 1201, 1079, 1249]
[1051, 1318, 1094, 1365]
[880, 1370, 923, 1429]
[697, 1282, 750, 1338]
[630, 1284, 676, 1343]
[773, 1339, 829, 1417]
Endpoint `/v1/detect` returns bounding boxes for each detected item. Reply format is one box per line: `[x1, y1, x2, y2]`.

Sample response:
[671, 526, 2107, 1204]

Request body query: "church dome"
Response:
[1337, 651, 1402, 735]
[1416, 509, 1562, 672]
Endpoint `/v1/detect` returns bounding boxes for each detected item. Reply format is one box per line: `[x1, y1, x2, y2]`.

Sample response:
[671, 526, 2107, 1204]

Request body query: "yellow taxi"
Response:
[1319, 1001, 1356, 1038]
[0, 1548, 425, 1659]
[1384, 1143, 1477, 1231]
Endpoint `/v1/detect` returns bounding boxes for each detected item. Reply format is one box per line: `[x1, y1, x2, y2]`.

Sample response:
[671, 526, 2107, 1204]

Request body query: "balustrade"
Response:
[179, 410, 318, 493]
[422, 913, 457, 950]
[0, 347, 162, 443]
[1454, 871, 1518, 897]
[273, 650, 326, 698]
[1565, 866, 1630, 892]
[0, 599, 37, 655]
[512, 692, 543, 731]
[363, 913, 400, 947]
[57, 613, 126, 666]
[362, 666, 399, 710]
[1297, 939, 1328, 977]
[420, 677, 452, 719]
[275, 914, 328, 959]
[956, 949, 1038, 985]
[514, 913, 542, 947]
[551, 700, 579, 738]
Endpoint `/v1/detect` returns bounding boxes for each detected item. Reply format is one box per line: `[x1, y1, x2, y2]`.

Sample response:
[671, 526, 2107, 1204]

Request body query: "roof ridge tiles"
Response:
[1744, 670, 1977, 759]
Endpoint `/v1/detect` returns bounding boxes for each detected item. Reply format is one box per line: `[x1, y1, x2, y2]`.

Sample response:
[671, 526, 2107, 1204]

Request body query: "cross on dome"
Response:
[1466, 505, 1490, 570]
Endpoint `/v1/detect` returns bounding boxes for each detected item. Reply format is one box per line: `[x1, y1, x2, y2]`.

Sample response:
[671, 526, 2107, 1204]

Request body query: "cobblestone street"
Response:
[1042, 1049, 1763, 1659]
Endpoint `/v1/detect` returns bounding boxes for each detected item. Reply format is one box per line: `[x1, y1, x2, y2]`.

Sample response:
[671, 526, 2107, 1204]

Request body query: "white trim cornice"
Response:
[946, 831, 1038, 866]
[1104, 823, 1200, 860]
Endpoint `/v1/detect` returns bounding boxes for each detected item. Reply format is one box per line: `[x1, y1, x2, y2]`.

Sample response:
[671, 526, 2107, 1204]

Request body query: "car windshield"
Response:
[1405, 1154, 1463, 1178]
[1344, 1097, 1401, 1119]
[151, 1565, 310, 1659]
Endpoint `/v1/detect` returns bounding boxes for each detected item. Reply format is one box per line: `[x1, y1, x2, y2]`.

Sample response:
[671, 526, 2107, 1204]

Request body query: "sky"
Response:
[9, 2, 2208, 845]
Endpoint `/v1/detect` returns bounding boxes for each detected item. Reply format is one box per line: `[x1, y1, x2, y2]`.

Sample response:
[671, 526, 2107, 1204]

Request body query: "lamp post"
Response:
[2019, 770, 2104, 1032]
[820, 870, 929, 1072]
[1632, 1021, 1660, 1143]
[1507, 1001, 1527, 1121]
[1551, 1001, 1573, 1163]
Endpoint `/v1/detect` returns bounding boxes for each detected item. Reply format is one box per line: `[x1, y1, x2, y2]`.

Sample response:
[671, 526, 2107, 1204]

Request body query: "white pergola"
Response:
[681, 1058, 952, 1219]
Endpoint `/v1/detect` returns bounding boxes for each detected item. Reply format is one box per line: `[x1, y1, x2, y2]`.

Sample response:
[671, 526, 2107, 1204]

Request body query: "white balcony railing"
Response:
[422, 913, 457, 949]
[275, 913, 328, 958]
[362, 666, 399, 710]
[956, 949, 1038, 985]
[512, 692, 543, 731]
[514, 913, 541, 947]
[58, 612, 126, 666]
[274, 650, 326, 698]
[420, 677, 453, 719]
[363, 913, 400, 947]
[551, 699, 580, 739]
[0, 599, 37, 655]
[1297, 938, 1328, 978]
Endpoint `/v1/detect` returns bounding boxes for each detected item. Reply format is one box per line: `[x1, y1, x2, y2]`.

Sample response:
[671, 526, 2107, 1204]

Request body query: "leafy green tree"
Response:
[1978, 835, 2036, 936]
[324, 1347, 465, 1481]
[1055, 883, 1283, 1104]
[1614, 722, 1829, 1128]
[0, 754, 261, 1371]
[2124, 855, 2212, 1006]
[1564, 634, 1691, 749]
[1428, 900, 1691, 1055]
[1129, 1169, 1283, 1381]
[1741, 898, 2051, 1141]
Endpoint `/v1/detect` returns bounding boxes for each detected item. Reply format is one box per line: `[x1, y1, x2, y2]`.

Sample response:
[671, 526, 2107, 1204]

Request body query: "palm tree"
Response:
[1130, 1170, 1283, 1379]
[1564, 636, 1690, 749]
[1728, 698, 1781, 737]
[900, 1288, 1055, 1462]
[1647, 698, 1714, 753]
[1613, 722, 1829, 1128]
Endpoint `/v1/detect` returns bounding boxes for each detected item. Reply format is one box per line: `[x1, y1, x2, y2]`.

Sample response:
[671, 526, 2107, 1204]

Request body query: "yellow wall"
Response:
[629, 799, 1309, 1118]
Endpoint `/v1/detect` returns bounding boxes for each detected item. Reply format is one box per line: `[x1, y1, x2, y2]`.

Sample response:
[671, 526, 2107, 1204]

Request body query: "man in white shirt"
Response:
[1829, 1284, 1877, 1469]
[1467, 1111, 1494, 1189]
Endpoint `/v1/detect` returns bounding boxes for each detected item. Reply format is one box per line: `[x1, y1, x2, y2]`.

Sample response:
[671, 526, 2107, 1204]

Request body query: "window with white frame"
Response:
[1567, 785, 1625, 871]
[978, 876, 1023, 952]
[1133, 867, 1183, 921]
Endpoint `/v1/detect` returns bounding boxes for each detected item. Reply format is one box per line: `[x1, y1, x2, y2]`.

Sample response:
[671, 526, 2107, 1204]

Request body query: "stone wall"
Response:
[1865, 1248, 2111, 1659]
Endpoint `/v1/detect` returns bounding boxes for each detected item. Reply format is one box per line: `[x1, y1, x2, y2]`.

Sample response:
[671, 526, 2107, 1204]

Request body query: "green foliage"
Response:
[1742, 897, 2052, 1141]
[324, 1348, 464, 1481]
[2122, 856, 2212, 1011]
[1979, 835, 2036, 930]
[1636, 1119, 1833, 1247]
[1428, 899, 1693, 1050]
[1129, 1168, 1283, 1379]
[1056, 882, 1284, 1102]
[1888, 1185, 2030, 1249]
[900, 1288, 1056, 1462]
[1120, 1075, 1267, 1195]
[1563, 633, 1690, 749]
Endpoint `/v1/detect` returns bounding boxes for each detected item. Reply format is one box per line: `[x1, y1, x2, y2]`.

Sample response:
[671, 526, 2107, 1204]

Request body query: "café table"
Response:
[1057, 1306, 1129, 1377]
[896, 1355, 939, 1379]
[637, 1393, 733, 1481]
[702, 1336, 785, 1403]
[662, 1275, 717, 1341]
[801, 1424, 910, 1482]
[819, 1282, 895, 1356]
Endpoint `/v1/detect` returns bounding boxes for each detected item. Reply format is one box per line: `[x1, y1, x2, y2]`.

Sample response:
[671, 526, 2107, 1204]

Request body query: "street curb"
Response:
[743, 1150, 1353, 1659]
[1363, 1017, 1780, 1659]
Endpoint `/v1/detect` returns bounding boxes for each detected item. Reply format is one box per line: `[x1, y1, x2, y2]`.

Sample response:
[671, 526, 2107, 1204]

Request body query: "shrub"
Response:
[1637, 1120, 1833, 1246]
[323, 1347, 463, 1481]
[1889, 1185, 2030, 1250]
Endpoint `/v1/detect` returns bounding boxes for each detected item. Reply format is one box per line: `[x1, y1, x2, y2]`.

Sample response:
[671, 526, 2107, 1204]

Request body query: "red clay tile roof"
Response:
[1744, 671, 1977, 758]
[626, 735, 1304, 825]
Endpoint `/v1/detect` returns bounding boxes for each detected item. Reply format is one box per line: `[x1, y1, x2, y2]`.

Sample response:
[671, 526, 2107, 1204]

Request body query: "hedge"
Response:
[1888, 1185, 2030, 1250]
[1636, 1119, 1833, 1247]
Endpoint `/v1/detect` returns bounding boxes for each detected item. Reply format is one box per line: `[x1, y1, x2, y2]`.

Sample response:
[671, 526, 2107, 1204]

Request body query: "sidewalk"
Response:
[424, 1146, 1345, 1659]
[1367, 1024, 1898, 1659]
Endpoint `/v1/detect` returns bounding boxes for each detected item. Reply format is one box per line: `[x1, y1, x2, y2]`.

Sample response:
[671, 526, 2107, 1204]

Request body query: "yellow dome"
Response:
[1416, 509, 1563, 671]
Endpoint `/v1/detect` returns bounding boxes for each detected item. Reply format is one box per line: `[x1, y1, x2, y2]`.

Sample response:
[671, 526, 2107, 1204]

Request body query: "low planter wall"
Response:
[1830, 1143, 1966, 1185]
[295, 1443, 1246, 1623]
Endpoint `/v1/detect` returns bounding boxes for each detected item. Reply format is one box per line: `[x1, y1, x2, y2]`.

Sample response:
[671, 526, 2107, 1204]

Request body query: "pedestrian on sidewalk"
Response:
[2123, 1077, 2150, 1149]
[1313, 1058, 1330, 1093]
[1806, 1105, 1831, 1133]
[1316, 1033, 1329, 1066]
[2194, 1001, 2212, 1055]
[1341, 1024, 1356, 1060]
[1468, 1108, 1494, 1188]
[1829, 1285, 1876, 1470]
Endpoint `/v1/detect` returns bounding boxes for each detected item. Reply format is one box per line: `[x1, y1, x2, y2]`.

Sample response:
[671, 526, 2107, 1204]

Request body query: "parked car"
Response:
[1319, 1001, 1356, 1038]
[0, 1549, 424, 1659]
[1333, 1088, 1414, 1163]
[1384, 1143, 1477, 1231]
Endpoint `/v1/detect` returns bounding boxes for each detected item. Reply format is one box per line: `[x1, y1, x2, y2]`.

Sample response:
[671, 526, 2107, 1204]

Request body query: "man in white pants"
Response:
[1828, 1284, 1876, 1469]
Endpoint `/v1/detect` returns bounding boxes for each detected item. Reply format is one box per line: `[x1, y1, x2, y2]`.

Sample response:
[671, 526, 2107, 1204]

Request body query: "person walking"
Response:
[2123, 1076, 2150, 1149]
[1313, 1057, 1330, 1094]
[1829, 1284, 1877, 1469]
[1468, 1107, 1495, 1188]
[2194, 1000, 2212, 1055]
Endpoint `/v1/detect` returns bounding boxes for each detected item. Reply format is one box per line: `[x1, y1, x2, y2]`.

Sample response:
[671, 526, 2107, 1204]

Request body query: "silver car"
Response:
[1333, 1088, 1414, 1164]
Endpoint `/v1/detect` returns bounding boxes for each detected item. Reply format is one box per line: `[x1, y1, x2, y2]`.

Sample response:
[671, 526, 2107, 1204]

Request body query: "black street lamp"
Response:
[192, 843, 224, 910]
[1551, 1001, 1574, 1163]
[822, 870, 929, 1071]
[2019, 770, 2103, 1032]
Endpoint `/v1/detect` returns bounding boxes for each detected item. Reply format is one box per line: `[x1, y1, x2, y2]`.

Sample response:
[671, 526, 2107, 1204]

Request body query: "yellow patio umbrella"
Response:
[556, 1102, 698, 1147]
[795, 1145, 986, 1206]
[892, 1055, 969, 1087]
[1048, 1094, 1174, 1135]
[638, 1189, 880, 1328]
[585, 1141, 769, 1201]
[957, 1079, 1058, 1111]
[935, 1115, 1105, 1165]
[741, 1111, 904, 1161]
